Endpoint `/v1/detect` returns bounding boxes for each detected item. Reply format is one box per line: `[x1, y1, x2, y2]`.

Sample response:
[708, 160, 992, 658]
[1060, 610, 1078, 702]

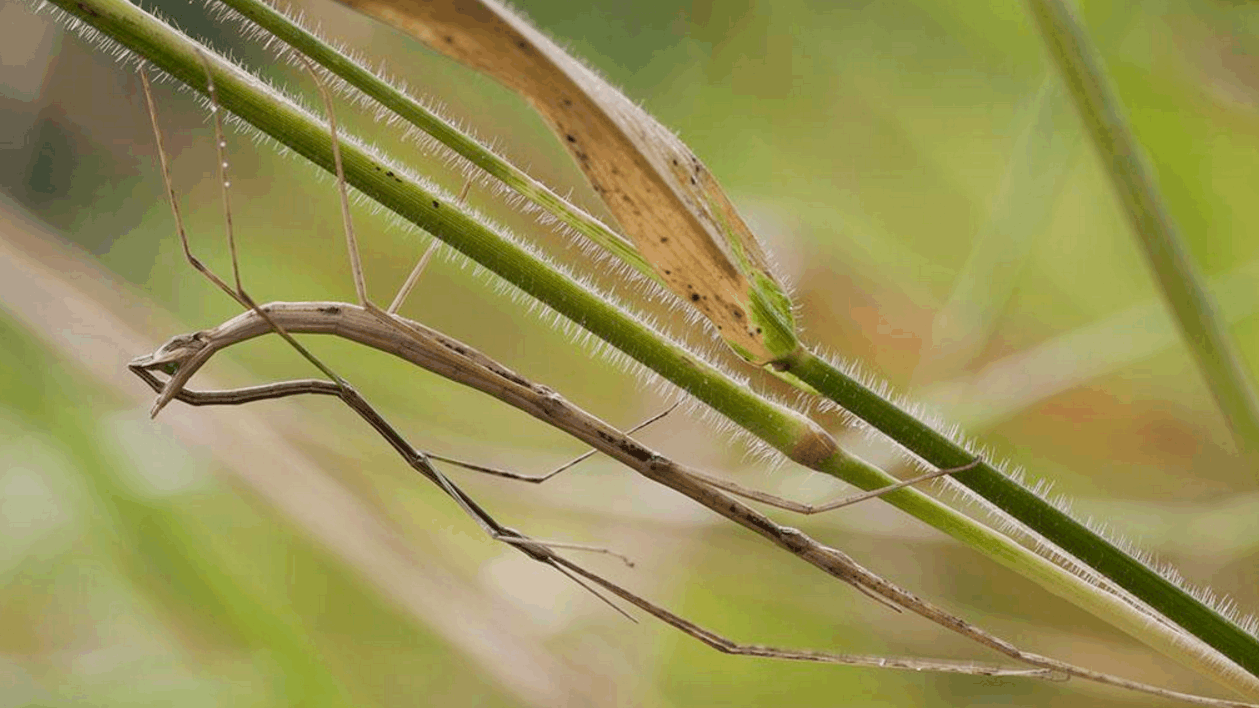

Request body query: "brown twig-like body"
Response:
[129, 303, 1257, 707]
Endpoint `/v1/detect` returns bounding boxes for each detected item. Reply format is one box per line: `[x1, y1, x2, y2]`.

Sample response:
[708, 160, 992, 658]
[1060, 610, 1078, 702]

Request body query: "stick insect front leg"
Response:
[128, 359, 633, 616]
[136, 58, 633, 601]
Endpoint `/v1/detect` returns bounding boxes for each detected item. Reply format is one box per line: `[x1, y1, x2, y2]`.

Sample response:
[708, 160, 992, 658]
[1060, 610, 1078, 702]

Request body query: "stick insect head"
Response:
[128, 330, 217, 418]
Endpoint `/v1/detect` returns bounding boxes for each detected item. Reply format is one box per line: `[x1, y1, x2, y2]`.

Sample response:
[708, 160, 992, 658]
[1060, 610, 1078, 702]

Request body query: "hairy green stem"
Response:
[1026, 0, 1259, 468]
[215, 0, 660, 285]
[47, 0, 1259, 693]
[789, 349, 1259, 683]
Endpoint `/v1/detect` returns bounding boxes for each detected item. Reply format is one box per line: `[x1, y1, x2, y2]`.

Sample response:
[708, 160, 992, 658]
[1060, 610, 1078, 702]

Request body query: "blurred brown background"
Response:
[2, 0, 1258, 705]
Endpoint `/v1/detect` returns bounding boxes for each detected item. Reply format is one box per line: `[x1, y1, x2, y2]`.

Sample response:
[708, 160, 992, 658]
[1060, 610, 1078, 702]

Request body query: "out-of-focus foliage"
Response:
[1, 0, 1257, 706]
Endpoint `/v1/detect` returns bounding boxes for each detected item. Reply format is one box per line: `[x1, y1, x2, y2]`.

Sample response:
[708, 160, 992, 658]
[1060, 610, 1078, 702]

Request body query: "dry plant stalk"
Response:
[124, 52, 1259, 708]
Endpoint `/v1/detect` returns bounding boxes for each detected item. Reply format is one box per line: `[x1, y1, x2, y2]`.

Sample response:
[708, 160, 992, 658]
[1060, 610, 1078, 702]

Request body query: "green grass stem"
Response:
[789, 349, 1259, 685]
[1026, 0, 1259, 469]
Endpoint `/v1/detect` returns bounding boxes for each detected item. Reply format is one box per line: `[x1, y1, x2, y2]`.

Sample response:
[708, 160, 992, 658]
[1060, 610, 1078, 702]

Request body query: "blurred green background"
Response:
[2, 0, 1258, 705]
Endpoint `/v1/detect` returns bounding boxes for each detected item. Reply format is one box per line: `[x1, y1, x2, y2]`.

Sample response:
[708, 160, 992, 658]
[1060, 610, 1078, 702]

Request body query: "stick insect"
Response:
[124, 43, 1259, 708]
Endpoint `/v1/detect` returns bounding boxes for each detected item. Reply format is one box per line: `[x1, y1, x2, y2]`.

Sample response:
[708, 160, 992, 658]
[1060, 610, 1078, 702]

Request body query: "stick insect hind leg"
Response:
[421, 385, 979, 515]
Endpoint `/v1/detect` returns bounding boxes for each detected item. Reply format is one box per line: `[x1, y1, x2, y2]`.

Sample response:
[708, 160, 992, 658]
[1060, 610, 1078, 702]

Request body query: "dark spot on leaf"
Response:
[690, 293, 700, 302]
[565, 134, 576, 143]
[432, 200, 440, 208]
[659, 237, 668, 243]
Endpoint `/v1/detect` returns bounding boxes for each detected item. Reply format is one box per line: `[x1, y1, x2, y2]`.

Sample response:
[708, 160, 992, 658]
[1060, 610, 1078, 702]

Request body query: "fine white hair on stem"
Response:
[206, 0, 693, 323]
[809, 341, 1259, 649]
